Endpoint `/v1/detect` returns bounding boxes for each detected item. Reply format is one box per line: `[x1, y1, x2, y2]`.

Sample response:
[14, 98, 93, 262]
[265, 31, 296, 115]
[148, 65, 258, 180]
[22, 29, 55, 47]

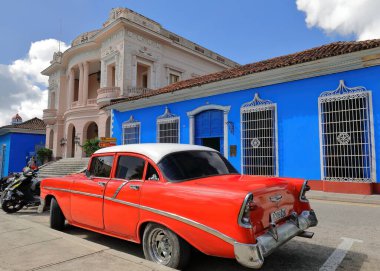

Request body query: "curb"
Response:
[308, 192, 380, 205]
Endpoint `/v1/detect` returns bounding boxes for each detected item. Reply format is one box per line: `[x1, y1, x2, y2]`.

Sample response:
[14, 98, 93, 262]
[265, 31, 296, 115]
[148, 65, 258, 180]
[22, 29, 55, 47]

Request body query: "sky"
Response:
[0, 0, 379, 126]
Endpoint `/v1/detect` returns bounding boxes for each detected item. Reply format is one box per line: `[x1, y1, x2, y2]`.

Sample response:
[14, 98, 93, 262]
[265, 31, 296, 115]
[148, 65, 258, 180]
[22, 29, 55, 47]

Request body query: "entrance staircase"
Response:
[38, 158, 90, 179]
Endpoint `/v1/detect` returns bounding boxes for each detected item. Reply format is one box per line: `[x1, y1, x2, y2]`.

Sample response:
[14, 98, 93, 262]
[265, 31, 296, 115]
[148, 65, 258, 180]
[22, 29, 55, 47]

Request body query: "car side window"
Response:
[116, 156, 145, 180]
[146, 163, 160, 181]
[89, 156, 114, 178]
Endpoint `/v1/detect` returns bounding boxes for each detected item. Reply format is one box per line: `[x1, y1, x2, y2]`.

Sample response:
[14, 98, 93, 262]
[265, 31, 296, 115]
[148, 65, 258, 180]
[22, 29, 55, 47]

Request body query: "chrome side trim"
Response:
[238, 193, 253, 229]
[44, 187, 103, 199]
[112, 181, 129, 199]
[104, 196, 235, 245]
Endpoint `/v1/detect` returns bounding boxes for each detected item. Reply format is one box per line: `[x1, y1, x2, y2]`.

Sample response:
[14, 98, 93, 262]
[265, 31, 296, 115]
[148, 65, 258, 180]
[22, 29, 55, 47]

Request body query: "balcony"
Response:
[42, 109, 57, 125]
[97, 87, 120, 106]
[87, 98, 97, 106]
[125, 87, 153, 97]
[71, 101, 79, 108]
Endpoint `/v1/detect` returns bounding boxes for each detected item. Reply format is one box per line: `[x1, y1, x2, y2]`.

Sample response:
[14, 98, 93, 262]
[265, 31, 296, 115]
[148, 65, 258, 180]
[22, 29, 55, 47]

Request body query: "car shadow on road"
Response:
[187, 238, 367, 271]
[63, 224, 145, 258]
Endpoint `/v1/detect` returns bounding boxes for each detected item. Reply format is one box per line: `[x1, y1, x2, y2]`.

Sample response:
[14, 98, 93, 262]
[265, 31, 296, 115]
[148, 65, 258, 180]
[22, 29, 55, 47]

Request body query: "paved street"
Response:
[1, 199, 379, 271]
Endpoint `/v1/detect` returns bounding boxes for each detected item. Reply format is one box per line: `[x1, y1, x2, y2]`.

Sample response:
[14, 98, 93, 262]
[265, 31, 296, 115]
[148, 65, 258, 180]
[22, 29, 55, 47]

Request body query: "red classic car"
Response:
[40, 144, 317, 269]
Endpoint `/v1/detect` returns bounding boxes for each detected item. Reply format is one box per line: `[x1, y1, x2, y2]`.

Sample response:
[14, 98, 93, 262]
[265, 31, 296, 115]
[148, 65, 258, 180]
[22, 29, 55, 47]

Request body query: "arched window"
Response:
[241, 93, 278, 176]
[157, 107, 179, 143]
[318, 80, 375, 182]
[122, 116, 140, 144]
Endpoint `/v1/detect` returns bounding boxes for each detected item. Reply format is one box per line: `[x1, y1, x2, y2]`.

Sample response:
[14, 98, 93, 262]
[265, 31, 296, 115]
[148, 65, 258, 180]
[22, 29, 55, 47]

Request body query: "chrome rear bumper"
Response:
[234, 210, 318, 269]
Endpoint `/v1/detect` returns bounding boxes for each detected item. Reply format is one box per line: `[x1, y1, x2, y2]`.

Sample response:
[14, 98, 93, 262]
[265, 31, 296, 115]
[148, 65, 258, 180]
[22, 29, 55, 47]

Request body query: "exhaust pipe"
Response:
[298, 231, 314, 239]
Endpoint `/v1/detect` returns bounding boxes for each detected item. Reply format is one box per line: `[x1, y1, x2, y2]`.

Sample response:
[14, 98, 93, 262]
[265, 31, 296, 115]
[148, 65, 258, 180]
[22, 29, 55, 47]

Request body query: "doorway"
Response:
[194, 109, 224, 154]
[201, 137, 220, 152]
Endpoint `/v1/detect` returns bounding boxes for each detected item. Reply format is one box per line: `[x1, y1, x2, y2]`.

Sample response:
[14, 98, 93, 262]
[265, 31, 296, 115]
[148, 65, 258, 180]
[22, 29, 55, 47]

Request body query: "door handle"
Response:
[98, 181, 107, 187]
[129, 185, 140, 191]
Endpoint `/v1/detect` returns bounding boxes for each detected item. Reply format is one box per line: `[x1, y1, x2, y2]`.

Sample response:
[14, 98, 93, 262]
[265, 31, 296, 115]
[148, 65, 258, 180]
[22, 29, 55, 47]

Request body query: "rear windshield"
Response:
[158, 151, 238, 182]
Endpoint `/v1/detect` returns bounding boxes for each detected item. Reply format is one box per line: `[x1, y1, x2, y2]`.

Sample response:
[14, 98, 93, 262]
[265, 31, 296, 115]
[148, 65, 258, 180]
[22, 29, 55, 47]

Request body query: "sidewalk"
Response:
[0, 212, 173, 271]
[308, 190, 380, 205]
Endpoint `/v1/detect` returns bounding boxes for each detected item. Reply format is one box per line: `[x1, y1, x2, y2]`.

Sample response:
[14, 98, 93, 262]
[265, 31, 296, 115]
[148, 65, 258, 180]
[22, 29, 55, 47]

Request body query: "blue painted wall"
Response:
[0, 133, 45, 177]
[112, 66, 380, 183]
[8, 133, 45, 174]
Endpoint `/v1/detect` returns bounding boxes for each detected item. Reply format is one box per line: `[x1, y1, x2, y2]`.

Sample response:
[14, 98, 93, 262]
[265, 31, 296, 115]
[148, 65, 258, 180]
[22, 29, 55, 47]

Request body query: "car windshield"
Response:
[157, 150, 239, 182]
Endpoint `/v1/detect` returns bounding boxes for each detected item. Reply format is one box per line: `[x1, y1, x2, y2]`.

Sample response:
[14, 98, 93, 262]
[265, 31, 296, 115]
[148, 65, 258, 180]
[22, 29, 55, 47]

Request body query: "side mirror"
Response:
[85, 169, 92, 179]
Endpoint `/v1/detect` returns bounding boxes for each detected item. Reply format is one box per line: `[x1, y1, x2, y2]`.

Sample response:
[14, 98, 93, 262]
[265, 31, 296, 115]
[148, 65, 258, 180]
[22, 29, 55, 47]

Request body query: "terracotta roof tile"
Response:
[107, 40, 380, 108]
[1, 117, 46, 131]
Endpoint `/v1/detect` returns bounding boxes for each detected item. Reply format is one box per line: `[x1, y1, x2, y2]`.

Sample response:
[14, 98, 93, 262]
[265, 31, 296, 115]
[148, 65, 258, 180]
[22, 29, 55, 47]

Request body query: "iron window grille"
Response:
[122, 115, 140, 144]
[157, 107, 180, 143]
[241, 93, 278, 176]
[318, 80, 376, 183]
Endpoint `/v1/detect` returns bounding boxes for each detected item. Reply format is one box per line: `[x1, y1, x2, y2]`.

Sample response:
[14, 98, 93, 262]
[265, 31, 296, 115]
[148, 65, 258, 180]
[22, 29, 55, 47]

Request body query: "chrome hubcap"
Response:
[149, 228, 173, 265]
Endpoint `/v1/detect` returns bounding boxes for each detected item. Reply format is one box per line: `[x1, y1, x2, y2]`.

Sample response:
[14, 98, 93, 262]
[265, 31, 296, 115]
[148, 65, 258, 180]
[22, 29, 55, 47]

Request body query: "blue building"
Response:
[105, 40, 380, 194]
[0, 116, 46, 178]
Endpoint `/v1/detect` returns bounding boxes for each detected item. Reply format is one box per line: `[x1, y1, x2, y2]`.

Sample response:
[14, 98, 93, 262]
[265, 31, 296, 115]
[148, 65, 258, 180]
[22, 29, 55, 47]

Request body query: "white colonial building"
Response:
[42, 7, 238, 158]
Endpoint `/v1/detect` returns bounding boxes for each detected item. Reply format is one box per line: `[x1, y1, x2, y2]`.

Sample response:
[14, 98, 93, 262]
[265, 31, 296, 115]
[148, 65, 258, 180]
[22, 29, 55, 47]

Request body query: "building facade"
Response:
[106, 40, 380, 194]
[41, 7, 238, 159]
[0, 116, 46, 178]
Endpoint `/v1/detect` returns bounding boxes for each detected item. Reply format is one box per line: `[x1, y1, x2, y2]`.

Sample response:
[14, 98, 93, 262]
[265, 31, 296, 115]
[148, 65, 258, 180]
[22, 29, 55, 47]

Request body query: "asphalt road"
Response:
[6, 199, 380, 271]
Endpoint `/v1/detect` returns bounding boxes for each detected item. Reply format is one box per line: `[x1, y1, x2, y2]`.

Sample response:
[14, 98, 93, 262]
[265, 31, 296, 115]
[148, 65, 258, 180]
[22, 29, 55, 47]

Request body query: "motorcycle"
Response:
[0, 173, 22, 193]
[0, 167, 40, 213]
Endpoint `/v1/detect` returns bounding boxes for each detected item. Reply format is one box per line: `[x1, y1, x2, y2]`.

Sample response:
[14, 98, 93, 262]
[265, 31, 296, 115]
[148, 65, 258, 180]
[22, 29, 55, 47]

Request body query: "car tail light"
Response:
[238, 193, 256, 228]
[299, 180, 311, 202]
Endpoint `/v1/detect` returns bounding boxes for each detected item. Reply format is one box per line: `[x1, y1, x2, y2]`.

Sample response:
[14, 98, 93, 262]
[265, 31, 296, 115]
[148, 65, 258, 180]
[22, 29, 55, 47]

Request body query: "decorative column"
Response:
[223, 110, 229, 158]
[189, 116, 194, 145]
[82, 62, 89, 105]
[131, 55, 137, 88]
[78, 63, 84, 105]
[100, 60, 106, 88]
[67, 69, 75, 110]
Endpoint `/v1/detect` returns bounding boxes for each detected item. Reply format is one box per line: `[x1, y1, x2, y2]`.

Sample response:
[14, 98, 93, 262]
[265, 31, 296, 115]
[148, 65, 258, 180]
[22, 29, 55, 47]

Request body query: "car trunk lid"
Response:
[191, 174, 297, 233]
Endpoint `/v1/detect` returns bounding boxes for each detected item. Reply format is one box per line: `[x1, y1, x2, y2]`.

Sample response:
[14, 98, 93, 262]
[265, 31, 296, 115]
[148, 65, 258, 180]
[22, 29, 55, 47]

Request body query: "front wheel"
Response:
[142, 223, 191, 270]
[50, 198, 65, 230]
[1, 192, 24, 213]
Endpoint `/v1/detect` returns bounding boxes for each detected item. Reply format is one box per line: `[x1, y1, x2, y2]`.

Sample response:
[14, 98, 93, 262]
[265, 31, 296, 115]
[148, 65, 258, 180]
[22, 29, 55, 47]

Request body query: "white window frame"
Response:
[318, 80, 376, 183]
[164, 64, 184, 85]
[122, 115, 141, 145]
[240, 93, 279, 176]
[157, 107, 180, 143]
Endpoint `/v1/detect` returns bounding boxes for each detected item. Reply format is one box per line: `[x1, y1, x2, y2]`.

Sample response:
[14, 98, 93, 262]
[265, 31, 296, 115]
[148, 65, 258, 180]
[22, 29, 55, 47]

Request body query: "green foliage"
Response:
[83, 138, 100, 157]
[36, 148, 53, 164]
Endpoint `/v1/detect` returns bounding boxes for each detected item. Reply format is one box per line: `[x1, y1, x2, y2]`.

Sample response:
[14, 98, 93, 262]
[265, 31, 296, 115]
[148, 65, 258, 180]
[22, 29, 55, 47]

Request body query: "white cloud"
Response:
[296, 0, 380, 40]
[0, 39, 69, 126]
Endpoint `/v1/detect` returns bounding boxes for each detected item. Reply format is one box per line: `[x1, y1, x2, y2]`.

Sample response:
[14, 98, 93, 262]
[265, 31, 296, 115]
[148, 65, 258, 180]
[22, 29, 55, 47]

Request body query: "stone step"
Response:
[38, 158, 90, 178]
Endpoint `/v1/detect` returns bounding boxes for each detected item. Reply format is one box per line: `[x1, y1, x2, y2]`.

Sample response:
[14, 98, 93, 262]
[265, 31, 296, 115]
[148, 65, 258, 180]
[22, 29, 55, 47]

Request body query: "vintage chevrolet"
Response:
[40, 144, 318, 269]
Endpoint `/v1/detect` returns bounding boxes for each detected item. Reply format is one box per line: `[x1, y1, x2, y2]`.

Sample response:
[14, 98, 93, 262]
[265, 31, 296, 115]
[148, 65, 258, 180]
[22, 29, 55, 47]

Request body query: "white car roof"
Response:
[94, 143, 217, 163]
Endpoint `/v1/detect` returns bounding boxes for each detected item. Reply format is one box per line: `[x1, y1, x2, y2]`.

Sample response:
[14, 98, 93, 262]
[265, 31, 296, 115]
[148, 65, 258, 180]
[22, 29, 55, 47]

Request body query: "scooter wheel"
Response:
[1, 193, 24, 213]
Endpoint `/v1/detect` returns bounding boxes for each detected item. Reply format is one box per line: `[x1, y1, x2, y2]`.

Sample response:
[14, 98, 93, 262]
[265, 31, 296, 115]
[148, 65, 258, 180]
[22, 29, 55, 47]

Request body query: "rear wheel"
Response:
[1, 193, 24, 213]
[142, 223, 191, 269]
[50, 198, 65, 230]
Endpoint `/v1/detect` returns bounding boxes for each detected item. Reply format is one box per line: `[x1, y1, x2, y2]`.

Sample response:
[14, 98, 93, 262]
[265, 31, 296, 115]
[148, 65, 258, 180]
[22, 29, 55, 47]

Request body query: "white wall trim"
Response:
[122, 121, 141, 145]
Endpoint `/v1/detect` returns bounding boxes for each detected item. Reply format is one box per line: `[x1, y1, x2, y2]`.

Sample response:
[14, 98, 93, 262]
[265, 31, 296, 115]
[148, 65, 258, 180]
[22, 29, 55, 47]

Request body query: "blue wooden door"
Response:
[194, 110, 224, 154]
